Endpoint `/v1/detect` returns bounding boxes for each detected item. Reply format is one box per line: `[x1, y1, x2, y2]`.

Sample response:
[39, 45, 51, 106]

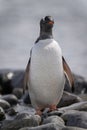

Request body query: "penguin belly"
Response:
[29, 39, 65, 109]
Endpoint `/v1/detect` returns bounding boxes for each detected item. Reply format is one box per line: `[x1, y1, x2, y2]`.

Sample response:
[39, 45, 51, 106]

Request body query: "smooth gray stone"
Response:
[12, 88, 23, 99]
[0, 107, 5, 121]
[42, 115, 65, 127]
[1, 94, 18, 105]
[73, 74, 87, 94]
[0, 99, 10, 109]
[61, 110, 87, 129]
[7, 107, 18, 116]
[58, 101, 87, 112]
[1, 114, 41, 130]
[58, 91, 82, 108]
[19, 123, 64, 130]
[79, 94, 87, 101]
[62, 126, 87, 130]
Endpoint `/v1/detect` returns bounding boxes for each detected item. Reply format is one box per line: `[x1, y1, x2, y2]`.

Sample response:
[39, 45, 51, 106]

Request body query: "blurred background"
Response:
[0, 0, 87, 79]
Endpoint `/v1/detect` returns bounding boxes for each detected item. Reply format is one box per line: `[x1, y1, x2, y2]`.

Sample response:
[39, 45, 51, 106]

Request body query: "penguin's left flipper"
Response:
[62, 56, 74, 92]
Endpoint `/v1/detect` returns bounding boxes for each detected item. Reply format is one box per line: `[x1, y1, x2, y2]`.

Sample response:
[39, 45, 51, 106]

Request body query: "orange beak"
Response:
[48, 21, 54, 25]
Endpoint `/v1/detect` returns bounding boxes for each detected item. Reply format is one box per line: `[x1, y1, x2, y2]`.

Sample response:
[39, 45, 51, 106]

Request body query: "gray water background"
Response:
[0, 0, 87, 79]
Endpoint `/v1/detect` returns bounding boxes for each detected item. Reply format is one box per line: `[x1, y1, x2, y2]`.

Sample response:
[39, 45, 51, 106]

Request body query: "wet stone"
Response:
[58, 91, 82, 108]
[7, 107, 18, 116]
[19, 123, 65, 130]
[1, 114, 41, 130]
[0, 99, 10, 110]
[62, 126, 87, 130]
[23, 92, 31, 104]
[58, 101, 87, 112]
[42, 115, 65, 126]
[12, 88, 23, 99]
[1, 94, 18, 105]
[0, 107, 5, 121]
[61, 110, 87, 129]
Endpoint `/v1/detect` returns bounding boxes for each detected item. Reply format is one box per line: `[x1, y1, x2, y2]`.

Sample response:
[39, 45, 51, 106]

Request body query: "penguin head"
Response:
[40, 16, 54, 32]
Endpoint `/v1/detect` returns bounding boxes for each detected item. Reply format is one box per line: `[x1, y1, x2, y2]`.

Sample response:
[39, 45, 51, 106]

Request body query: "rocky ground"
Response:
[0, 69, 87, 130]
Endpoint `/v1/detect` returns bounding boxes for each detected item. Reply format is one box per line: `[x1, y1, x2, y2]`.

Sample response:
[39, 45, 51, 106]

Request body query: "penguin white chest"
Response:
[29, 39, 65, 108]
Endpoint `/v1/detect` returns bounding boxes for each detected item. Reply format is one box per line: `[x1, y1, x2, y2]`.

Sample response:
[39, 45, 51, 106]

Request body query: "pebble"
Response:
[0, 107, 5, 121]
[23, 92, 31, 104]
[62, 126, 87, 130]
[42, 115, 65, 126]
[58, 91, 82, 108]
[0, 99, 10, 110]
[19, 126, 87, 130]
[61, 110, 87, 129]
[1, 114, 41, 130]
[58, 101, 87, 112]
[12, 88, 23, 99]
[1, 94, 18, 105]
[19, 123, 65, 130]
[7, 107, 18, 116]
[73, 74, 87, 94]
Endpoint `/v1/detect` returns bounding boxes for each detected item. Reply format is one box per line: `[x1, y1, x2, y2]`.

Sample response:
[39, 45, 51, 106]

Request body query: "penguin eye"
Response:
[45, 16, 50, 22]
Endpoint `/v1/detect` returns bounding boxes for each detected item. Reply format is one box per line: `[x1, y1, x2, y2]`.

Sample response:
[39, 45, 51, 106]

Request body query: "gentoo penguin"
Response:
[23, 16, 74, 115]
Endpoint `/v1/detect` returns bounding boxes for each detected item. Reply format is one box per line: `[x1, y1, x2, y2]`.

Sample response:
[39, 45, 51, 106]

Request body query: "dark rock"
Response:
[1, 114, 41, 130]
[14, 113, 34, 120]
[64, 74, 87, 94]
[58, 101, 87, 112]
[23, 92, 31, 104]
[42, 115, 65, 126]
[13, 103, 35, 115]
[62, 126, 87, 130]
[12, 88, 23, 99]
[7, 107, 18, 116]
[0, 71, 14, 94]
[0, 99, 10, 110]
[61, 110, 87, 129]
[1, 94, 18, 105]
[11, 70, 24, 88]
[0, 107, 5, 121]
[58, 91, 82, 108]
[78, 94, 87, 101]
[48, 110, 64, 117]
[73, 74, 87, 94]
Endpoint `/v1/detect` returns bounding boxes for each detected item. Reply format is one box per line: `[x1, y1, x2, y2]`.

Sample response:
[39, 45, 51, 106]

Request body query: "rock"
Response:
[42, 115, 65, 126]
[19, 123, 65, 130]
[0, 70, 14, 94]
[73, 74, 87, 94]
[12, 88, 23, 99]
[78, 94, 87, 101]
[64, 74, 87, 94]
[13, 104, 35, 115]
[7, 107, 18, 116]
[61, 110, 87, 129]
[62, 126, 87, 130]
[0, 99, 10, 110]
[11, 70, 24, 88]
[1, 114, 41, 130]
[0, 107, 5, 121]
[58, 101, 87, 112]
[23, 92, 31, 104]
[58, 91, 82, 108]
[1, 94, 18, 105]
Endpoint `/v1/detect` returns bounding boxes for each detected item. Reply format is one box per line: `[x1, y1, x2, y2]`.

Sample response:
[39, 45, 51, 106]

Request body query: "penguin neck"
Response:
[40, 28, 53, 39]
[35, 28, 53, 43]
